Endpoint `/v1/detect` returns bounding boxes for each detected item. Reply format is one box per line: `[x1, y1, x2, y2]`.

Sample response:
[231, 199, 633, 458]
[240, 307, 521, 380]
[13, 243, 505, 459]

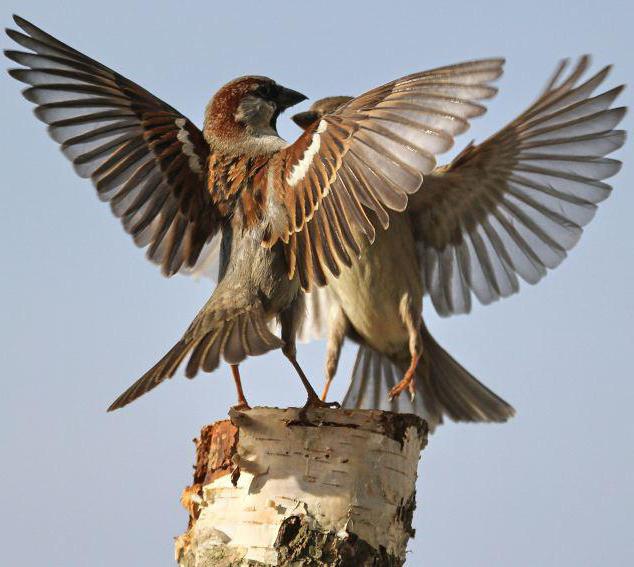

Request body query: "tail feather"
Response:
[107, 305, 283, 412]
[107, 339, 195, 412]
[342, 323, 515, 431]
[342, 342, 438, 425]
[420, 323, 515, 425]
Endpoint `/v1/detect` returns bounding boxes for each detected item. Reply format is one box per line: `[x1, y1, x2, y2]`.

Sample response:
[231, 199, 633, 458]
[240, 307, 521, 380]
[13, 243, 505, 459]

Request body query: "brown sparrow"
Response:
[5, 15, 504, 411]
[293, 57, 626, 430]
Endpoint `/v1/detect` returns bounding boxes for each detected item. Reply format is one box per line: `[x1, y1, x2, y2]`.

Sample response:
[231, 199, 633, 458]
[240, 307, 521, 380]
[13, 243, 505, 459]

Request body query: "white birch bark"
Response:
[176, 407, 427, 566]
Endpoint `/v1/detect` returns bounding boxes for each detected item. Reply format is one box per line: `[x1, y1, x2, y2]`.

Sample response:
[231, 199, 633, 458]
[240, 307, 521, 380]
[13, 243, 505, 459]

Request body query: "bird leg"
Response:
[285, 352, 339, 408]
[231, 364, 251, 410]
[322, 305, 349, 401]
[280, 299, 340, 409]
[389, 295, 423, 401]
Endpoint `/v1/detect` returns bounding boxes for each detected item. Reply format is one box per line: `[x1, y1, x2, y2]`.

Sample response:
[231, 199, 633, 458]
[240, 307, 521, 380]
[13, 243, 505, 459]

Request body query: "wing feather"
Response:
[409, 58, 625, 315]
[273, 58, 505, 288]
[5, 15, 222, 277]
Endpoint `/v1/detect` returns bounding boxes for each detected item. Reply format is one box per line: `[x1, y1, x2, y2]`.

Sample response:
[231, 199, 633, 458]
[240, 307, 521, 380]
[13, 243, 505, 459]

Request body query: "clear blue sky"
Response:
[1, 1, 632, 565]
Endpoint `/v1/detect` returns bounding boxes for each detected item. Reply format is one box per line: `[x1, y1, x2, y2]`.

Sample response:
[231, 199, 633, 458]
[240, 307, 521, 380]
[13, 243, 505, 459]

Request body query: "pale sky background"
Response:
[1, 1, 632, 565]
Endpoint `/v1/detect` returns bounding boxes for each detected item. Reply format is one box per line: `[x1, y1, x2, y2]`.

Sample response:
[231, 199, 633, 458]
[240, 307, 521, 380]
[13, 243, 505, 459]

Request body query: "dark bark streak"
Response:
[275, 516, 403, 567]
[378, 411, 428, 448]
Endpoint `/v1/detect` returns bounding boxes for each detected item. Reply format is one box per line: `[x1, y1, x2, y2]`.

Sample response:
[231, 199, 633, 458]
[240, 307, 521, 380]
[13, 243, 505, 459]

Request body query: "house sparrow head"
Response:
[204, 76, 306, 150]
[292, 96, 353, 130]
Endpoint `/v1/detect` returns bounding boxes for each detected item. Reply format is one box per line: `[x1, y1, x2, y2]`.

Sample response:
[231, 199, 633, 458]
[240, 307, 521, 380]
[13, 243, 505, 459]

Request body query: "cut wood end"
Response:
[176, 407, 428, 566]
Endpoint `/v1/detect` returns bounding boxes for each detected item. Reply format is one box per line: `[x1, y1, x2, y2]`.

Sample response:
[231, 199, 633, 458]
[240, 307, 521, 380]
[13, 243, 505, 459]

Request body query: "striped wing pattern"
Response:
[408, 56, 626, 315]
[273, 59, 505, 289]
[5, 15, 221, 277]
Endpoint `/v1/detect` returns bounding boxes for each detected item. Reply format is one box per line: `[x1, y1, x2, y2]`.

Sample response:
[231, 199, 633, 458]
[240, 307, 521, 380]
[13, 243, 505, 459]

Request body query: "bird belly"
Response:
[222, 225, 300, 320]
[328, 212, 423, 356]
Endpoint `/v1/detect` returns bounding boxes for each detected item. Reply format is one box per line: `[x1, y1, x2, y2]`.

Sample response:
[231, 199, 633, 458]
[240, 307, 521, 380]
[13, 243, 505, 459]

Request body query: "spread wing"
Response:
[407, 56, 626, 316]
[268, 58, 505, 289]
[5, 15, 222, 277]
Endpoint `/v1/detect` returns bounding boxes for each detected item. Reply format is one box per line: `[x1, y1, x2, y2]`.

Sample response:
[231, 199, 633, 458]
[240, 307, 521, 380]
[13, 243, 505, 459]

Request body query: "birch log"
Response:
[175, 407, 427, 566]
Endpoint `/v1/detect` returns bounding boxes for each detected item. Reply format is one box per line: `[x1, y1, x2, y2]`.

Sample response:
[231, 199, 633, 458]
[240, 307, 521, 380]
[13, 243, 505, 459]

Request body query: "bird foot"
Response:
[389, 372, 416, 401]
[294, 397, 340, 425]
[304, 396, 341, 410]
[231, 401, 251, 412]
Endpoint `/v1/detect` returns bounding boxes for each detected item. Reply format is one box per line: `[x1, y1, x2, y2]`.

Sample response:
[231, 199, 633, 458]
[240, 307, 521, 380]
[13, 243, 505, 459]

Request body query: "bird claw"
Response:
[231, 401, 251, 412]
[304, 397, 340, 410]
[294, 397, 340, 425]
[389, 373, 416, 401]
[408, 380, 416, 402]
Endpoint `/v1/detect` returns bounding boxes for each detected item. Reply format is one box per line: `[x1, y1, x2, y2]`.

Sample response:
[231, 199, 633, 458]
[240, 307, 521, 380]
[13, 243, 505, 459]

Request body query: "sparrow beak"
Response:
[274, 86, 308, 111]
[292, 110, 321, 130]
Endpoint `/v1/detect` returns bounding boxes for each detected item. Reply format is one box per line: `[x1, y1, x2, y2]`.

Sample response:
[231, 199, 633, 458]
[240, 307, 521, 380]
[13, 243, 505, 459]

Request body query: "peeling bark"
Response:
[175, 407, 427, 566]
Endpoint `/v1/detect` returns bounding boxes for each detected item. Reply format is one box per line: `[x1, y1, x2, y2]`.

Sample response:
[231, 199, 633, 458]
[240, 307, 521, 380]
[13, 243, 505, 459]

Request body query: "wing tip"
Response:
[3, 48, 22, 63]
[106, 394, 127, 412]
[613, 105, 628, 120]
[12, 14, 38, 35]
[5, 27, 22, 42]
[7, 67, 26, 82]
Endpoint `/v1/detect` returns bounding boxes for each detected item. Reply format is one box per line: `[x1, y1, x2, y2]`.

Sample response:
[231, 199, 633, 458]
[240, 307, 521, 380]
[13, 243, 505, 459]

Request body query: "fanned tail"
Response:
[342, 322, 515, 431]
[107, 304, 283, 411]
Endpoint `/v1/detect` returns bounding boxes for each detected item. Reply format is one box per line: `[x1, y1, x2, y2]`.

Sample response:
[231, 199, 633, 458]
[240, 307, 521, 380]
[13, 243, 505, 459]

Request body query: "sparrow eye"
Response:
[256, 83, 272, 98]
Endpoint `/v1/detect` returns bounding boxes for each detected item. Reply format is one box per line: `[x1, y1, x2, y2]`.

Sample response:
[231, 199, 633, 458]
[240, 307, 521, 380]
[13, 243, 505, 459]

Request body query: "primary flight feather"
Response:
[5, 15, 502, 410]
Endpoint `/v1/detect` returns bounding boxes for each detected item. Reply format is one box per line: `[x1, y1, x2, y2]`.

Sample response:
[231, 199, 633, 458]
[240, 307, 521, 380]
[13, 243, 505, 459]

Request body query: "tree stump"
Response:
[175, 407, 428, 566]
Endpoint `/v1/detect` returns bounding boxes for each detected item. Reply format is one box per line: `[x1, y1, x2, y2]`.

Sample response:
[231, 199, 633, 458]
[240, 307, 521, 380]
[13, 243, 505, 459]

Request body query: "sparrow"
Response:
[292, 56, 626, 430]
[5, 15, 505, 411]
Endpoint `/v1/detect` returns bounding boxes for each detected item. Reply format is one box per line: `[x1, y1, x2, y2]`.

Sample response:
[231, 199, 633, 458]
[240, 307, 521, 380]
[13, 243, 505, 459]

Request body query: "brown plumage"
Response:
[6, 15, 505, 411]
[294, 56, 626, 431]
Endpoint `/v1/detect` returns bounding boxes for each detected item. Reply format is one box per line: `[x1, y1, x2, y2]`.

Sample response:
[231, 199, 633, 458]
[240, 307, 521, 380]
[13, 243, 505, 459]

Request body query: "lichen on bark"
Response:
[274, 515, 402, 567]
